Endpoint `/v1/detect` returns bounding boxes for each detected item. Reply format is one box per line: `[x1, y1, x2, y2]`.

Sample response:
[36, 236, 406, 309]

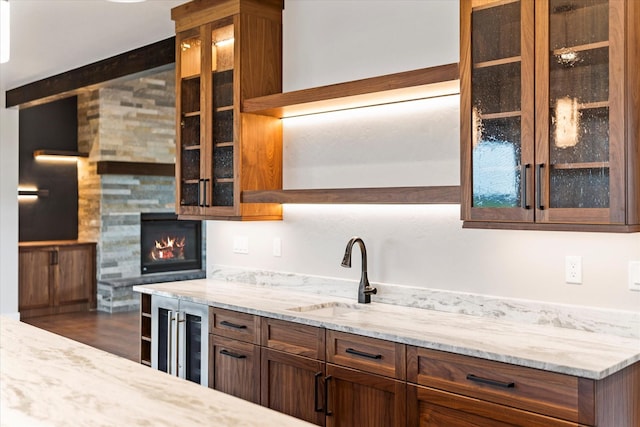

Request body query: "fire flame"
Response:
[149, 236, 186, 261]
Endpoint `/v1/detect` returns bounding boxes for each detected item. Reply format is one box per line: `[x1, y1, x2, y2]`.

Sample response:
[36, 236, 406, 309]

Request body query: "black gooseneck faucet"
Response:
[341, 237, 377, 304]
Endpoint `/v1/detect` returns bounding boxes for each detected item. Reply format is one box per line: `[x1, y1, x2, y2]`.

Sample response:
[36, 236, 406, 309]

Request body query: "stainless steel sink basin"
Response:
[286, 301, 365, 317]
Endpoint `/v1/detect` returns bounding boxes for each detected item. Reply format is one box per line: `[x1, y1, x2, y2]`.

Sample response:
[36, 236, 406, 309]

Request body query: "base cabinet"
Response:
[139, 303, 640, 427]
[261, 348, 326, 426]
[19, 241, 96, 319]
[326, 364, 406, 427]
[209, 308, 261, 402]
[407, 384, 575, 427]
[210, 334, 260, 403]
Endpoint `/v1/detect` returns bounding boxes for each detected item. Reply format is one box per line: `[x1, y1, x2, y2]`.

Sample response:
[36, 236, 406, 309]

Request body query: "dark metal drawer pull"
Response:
[345, 348, 382, 360]
[219, 349, 246, 359]
[466, 374, 515, 389]
[314, 372, 323, 412]
[520, 163, 530, 209]
[324, 375, 333, 416]
[220, 320, 247, 330]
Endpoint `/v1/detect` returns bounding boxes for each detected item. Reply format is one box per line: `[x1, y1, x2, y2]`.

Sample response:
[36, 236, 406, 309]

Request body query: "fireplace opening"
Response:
[140, 213, 202, 275]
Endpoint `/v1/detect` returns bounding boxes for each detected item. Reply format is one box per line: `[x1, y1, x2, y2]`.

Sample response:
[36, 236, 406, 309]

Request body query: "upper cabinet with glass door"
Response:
[172, 0, 283, 221]
[461, 0, 640, 231]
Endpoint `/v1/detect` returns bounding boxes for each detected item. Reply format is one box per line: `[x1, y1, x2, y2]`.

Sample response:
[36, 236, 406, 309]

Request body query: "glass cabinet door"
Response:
[209, 23, 235, 208]
[177, 29, 203, 212]
[463, 0, 535, 222]
[536, 0, 625, 223]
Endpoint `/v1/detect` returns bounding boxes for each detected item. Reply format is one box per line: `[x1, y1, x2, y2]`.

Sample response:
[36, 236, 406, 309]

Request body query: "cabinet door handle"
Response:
[220, 320, 247, 330]
[50, 250, 59, 266]
[536, 163, 545, 210]
[324, 375, 333, 416]
[197, 179, 202, 207]
[219, 349, 246, 359]
[314, 372, 323, 412]
[345, 347, 382, 360]
[520, 163, 530, 209]
[466, 374, 515, 389]
[202, 179, 210, 207]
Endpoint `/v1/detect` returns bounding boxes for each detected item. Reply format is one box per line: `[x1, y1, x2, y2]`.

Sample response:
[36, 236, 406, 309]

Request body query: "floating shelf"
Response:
[243, 63, 460, 118]
[96, 161, 175, 176]
[242, 186, 460, 205]
[242, 63, 461, 205]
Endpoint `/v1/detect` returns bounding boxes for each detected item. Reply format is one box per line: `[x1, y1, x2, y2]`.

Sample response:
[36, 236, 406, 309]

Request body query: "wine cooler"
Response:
[151, 295, 209, 386]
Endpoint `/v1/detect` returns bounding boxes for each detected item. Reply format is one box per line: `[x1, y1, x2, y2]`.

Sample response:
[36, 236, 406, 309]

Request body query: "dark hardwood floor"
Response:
[23, 310, 140, 362]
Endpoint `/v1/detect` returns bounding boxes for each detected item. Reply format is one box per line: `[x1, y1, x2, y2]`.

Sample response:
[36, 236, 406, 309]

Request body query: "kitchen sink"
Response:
[286, 301, 366, 317]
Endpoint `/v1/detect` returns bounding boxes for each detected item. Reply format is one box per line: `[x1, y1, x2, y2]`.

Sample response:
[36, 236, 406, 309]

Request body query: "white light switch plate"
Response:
[273, 237, 282, 257]
[629, 261, 640, 291]
[233, 236, 249, 254]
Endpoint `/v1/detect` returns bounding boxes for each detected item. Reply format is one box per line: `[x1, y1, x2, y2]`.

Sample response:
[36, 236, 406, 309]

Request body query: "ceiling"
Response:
[0, 0, 186, 93]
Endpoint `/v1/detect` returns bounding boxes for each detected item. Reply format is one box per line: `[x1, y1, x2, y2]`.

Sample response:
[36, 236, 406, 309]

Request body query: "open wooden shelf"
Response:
[240, 64, 460, 206]
[242, 186, 460, 205]
[243, 63, 459, 118]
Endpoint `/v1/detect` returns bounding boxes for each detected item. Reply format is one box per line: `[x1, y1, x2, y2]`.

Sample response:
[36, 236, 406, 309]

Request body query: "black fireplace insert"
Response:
[140, 213, 202, 274]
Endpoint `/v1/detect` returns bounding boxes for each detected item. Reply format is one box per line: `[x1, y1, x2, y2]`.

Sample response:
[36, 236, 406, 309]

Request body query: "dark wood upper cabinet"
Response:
[461, 0, 640, 232]
[171, 0, 283, 221]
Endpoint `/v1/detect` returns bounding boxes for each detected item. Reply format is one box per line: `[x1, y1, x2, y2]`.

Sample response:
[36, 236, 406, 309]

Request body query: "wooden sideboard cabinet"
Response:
[19, 241, 97, 319]
[171, 0, 283, 221]
[460, 0, 640, 231]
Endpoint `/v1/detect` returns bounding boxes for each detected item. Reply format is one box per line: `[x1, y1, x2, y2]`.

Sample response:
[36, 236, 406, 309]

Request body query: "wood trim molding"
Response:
[242, 186, 461, 205]
[96, 161, 175, 177]
[6, 37, 175, 109]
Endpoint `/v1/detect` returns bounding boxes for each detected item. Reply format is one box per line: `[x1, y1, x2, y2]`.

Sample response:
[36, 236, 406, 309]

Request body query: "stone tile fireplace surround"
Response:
[77, 68, 204, 313]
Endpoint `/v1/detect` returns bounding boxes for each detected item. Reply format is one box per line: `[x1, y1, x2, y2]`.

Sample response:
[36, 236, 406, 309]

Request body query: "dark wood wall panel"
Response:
[19, 97, 79, 242]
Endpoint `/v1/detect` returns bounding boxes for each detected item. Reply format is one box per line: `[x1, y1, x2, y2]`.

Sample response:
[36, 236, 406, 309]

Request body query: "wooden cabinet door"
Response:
[57, 245, 94, 306]
[407, 384, 577, 427]
[325, 364, 406, 427]
[261, 348, 325, 426]
[461, 0, 535, 223]
[210, 334, 260, 403]
[18, 248, 52, 311]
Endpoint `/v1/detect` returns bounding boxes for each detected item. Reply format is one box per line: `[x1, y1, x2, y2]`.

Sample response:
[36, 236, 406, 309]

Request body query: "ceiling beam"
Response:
[5, 37, 175, 109]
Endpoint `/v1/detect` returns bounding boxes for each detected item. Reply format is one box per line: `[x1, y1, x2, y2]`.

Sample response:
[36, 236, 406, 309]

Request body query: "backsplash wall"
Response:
[205, 0, 640, 313]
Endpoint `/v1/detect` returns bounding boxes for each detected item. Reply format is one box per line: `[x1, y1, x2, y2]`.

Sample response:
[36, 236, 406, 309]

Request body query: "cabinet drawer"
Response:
[261, 317, 325, 360]
[407, 347, 590, 424]
[326, 330, 406, 380]
[210, 334, 260, 404]
[407, 384, 578, 427]
[210, 307, 260, 344]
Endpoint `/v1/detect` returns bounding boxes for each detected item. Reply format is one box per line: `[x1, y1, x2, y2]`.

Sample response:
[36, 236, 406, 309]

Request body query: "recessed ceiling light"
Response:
[107, 0, 147, 3]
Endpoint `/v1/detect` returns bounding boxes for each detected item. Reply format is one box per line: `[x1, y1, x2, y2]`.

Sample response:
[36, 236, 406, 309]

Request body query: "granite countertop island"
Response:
[0, 317, 313, 427]
[135, 278, 640, 380]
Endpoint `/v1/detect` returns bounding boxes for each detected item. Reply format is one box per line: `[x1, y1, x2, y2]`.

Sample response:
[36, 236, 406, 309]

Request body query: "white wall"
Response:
[206, 0, 640, 312]
[0, 76, 19, 319]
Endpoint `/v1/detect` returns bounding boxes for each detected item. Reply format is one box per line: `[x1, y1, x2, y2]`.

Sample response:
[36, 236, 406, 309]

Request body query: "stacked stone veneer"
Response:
[77, 68, 202, 312]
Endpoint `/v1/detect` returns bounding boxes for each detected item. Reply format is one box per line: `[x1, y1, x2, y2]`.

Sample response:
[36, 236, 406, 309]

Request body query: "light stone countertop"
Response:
[0, 317, 314, 427]
[135, 278, 640, 380]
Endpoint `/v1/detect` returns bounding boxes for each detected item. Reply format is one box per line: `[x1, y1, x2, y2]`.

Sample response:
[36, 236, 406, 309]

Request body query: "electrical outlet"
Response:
[233, 236, 249, 254]
[565, 256, 582, 284]
[629, 261, 640, 292]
